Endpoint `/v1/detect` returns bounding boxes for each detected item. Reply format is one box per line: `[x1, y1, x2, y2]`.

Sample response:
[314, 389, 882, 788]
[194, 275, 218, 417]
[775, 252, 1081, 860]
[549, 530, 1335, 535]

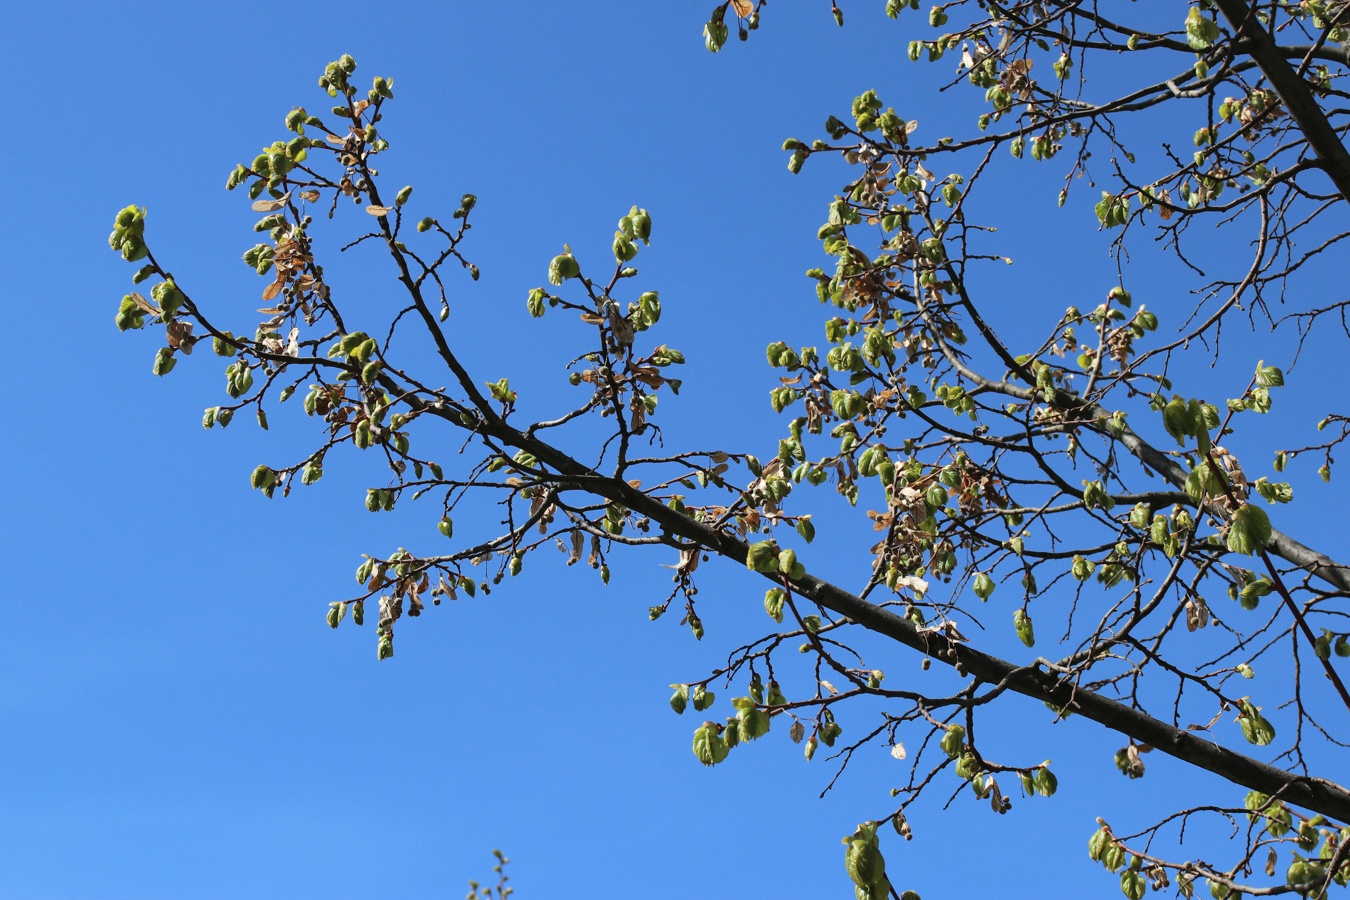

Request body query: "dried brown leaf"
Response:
[251, 197, 287, 213]
[607, 304, 635, 347]
[366, 205, 393, 217]
[165, 320, 193, 349]
[730, 0, 753, 16]
[261, 280, 283, 302]
[129, 292, 159, 315]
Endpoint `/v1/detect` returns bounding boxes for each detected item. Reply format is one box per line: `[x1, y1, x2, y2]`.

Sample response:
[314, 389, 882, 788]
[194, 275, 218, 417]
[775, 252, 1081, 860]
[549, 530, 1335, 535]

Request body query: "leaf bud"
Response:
[845, 840, 886, 890]
[939, 725, 964, 758]
[1161, 396, 1194, 445]
[612, 232, 638, 263]
[1014, 608, 1035, 647]
[632, 208, 651, 243]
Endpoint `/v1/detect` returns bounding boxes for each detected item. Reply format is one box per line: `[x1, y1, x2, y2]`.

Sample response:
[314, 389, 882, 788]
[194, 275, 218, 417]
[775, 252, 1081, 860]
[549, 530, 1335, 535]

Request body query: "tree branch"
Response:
[1213, 0, 1350, 203]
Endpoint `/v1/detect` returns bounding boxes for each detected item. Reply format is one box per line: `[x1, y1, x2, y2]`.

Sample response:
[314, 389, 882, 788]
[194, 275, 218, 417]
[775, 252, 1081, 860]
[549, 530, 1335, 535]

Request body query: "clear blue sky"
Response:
[3, 3, 1345, 897]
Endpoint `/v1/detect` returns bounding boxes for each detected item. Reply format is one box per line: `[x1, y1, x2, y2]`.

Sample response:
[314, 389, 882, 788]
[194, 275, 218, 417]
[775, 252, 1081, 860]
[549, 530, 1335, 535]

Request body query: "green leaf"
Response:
[152, 348, 176, 376]
[692, 724, 729, 765]
[1185, 460, 1228, 502]
[1088, 827, 1110, 862]
[1186, 7, 1221, 51]
[703, 18, 729, 53]
[1255, 362, 1284, 388]
[745, 541, 779, 573]
[546, 253, 579, 285]
[940, 725, 964, 758]
[764, 588, 785, 623]
[739, 707, 771, 740]
[845, 839, 887, 890]
[1236, 699, 1276, 746]
[1033, 766, 1057, 797]
[1226, 504, 1273, 556]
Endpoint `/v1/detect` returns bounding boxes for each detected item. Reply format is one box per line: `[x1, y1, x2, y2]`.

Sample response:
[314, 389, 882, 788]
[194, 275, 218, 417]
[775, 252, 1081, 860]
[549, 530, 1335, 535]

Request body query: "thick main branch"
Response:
[1213, 0, 1350, 202]
[414, 395, 1350, 823]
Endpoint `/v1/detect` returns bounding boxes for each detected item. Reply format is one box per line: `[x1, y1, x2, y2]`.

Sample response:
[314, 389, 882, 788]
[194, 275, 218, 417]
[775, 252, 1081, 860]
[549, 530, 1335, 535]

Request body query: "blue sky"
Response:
[4, 2, 1346, 897]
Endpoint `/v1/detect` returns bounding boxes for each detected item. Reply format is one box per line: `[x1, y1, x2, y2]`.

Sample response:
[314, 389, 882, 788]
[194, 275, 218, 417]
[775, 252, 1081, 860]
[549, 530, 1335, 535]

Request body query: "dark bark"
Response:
[1213, 0, 1350, 203]
[416, 395, 1350, 823]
